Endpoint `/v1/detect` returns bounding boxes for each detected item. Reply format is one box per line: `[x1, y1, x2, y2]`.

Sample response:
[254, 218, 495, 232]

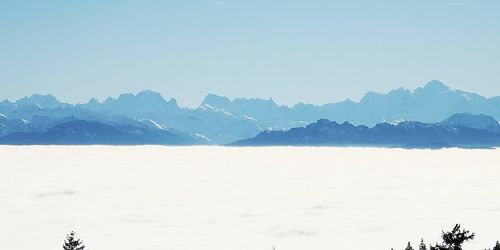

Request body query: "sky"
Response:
[1, 0, 499, 107]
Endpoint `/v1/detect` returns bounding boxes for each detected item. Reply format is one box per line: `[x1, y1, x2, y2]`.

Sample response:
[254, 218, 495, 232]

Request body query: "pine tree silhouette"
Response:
[494, 241, 500, 250]
[419, 238, 427, 250]
[63, 231, 85, 250]
[406, 241, 414, 250]
[430, 224, 474, 250]
[486, 241, 500, 250]
[392, 224, 499, 250]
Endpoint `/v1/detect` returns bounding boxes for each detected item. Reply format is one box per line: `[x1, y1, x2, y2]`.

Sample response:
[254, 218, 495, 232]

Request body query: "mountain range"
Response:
[1, 80, 500, 146]
[0, 119, 194, 145]
[232, 113, 500, 148]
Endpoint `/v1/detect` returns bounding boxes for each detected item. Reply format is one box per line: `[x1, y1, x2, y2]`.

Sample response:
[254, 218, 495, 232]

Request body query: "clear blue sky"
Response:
[1, 0, 499, 107]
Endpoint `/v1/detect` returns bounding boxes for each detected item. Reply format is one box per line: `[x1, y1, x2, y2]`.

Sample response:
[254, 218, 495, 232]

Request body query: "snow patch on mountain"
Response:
[461, 93, 471, 100]
[194, 134, 211, 142]
[242, 115, 257, 121]
[201, 104, 236, 117]
[139, 119, 167, 130]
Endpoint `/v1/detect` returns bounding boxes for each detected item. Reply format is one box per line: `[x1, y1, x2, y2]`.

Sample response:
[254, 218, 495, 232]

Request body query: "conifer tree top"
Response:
[63, 231, 85, 250]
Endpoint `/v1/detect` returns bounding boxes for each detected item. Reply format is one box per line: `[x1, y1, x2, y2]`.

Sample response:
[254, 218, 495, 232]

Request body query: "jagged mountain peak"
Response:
[15, 94, 66, 109]
[136, 90, 165, 100]
[101, 90, 177, 108]
[201, 94, 231, 108]
[201, 94, 279, 110]
[2, 80, 500, 145]
[358, 81, 451, 104]
[85, 97, 101, 107]
[292, 102, 310, 108]
[233, 97, 278, 108]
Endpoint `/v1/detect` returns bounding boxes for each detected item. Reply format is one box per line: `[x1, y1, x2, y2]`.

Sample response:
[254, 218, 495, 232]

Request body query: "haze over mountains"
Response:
[1, 80, 500, 146]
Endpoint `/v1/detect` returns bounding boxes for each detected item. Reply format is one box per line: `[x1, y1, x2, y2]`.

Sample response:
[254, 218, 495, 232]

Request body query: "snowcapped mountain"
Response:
[196, 80, 500, 129]
[1, 80, 500, 145]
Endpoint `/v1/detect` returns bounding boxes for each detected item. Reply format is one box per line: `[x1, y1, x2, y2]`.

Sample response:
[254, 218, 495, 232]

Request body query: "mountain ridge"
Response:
[0, 119, 198, 145]
[231, 113, 500, 148]
[1, 80, 500, 144]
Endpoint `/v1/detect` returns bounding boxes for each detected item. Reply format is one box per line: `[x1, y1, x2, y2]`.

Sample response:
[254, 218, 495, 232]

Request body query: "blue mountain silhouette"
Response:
[0, 120, 196, 145]
[231, 113, 500, 148]
[1, 80, 500, 145]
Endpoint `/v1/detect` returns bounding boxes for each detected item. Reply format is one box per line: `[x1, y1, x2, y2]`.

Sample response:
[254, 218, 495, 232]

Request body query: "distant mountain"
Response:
[348, 80, 500, 125]
[15, 94, 69, 109]
[79, 91, 264, 144]
[0, 120, 197, 145]
[195, 81, 500, 138]
[78, 90, 181, 119]
[200, 94, 290, 129]
[231, 114, 500, 148]
[440, 113, 500, 133]
[1, 80, 500, 144]
[0, 115, 32, 137]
